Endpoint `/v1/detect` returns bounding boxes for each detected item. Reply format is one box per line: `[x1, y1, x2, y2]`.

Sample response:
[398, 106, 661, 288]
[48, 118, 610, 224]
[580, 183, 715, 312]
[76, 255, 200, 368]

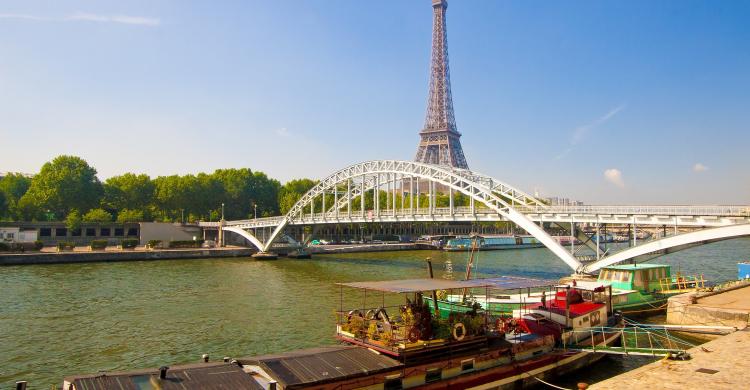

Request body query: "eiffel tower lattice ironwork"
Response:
[414, 0, 468, 169]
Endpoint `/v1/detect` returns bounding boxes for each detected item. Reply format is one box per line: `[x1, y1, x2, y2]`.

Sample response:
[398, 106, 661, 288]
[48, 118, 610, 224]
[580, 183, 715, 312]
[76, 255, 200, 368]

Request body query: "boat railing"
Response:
[561, 325, 691, 358]
[658, 274, 707, 292]
[336, 305, 488, 349]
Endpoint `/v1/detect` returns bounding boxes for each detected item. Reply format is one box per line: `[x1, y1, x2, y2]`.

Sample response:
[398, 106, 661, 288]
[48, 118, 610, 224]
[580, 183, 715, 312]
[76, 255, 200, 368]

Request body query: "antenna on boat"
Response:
[425, 257, 441, 317]
[462, 238, 479, 302]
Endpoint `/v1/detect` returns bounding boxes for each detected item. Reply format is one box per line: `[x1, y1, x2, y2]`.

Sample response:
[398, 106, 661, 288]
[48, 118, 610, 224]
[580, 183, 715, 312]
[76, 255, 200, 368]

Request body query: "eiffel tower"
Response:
[414, 0, 468, 169]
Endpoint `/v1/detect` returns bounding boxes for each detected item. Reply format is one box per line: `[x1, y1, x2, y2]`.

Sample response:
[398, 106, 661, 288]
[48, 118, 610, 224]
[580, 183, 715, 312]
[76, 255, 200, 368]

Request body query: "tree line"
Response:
[0, 155, 487, 227]
[0, 155, 318, 226]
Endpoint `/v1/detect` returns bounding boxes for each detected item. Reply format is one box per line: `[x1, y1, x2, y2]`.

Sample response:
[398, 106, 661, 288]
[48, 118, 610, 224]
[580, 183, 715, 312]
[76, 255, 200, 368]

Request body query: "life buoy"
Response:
[452, 322, 466, 341]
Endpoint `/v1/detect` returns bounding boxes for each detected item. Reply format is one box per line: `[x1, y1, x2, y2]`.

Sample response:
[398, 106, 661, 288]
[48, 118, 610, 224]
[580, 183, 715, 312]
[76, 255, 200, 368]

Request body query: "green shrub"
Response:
[90, 240, 108, 250]
[34, 240, 44, 250]
[168, 240, 204, 249]
[146, 239, 162, 249]
[57, 241, 75, 251]
[120, 238, 139, 249]
[0, 242, 9, 251]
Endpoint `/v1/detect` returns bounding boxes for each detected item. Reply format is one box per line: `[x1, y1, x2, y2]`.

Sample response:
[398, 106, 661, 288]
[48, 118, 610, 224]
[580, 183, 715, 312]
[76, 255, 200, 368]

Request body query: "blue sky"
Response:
[0, 0, 748, 204]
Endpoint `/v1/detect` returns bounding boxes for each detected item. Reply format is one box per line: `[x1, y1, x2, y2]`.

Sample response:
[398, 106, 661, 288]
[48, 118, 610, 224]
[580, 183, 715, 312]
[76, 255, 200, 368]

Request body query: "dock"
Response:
[590, 282, 750, 389]
[589, 328, 750, 390]
[666, 282, 750, 332]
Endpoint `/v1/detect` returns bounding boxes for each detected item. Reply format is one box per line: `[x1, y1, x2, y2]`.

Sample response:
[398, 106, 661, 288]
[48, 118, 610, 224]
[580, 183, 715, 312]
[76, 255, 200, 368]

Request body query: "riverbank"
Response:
[0, 246, 254, 265]
[590, 328, 750, 389]
[666, 282, 750, 334]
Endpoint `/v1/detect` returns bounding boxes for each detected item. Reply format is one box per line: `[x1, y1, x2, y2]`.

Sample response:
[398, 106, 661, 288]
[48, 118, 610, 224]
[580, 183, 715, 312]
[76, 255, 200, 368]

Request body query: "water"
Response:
[0, 238, 748, 389]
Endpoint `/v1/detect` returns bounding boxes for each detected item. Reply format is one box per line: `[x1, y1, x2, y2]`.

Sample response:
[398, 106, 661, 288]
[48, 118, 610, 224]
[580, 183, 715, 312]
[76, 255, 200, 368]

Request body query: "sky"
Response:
[0, 0, 748, 204]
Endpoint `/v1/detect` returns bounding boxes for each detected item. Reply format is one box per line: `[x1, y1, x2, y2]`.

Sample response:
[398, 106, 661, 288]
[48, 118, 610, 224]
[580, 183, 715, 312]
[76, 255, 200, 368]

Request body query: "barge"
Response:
[63, 276, 622, 389]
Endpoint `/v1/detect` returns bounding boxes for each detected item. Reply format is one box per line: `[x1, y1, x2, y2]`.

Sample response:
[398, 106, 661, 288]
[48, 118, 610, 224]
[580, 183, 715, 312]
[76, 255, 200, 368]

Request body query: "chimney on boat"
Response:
[159, 366, 169, 379]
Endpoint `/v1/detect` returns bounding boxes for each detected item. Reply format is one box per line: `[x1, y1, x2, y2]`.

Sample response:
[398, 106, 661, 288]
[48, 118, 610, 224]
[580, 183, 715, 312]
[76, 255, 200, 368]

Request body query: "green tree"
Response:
[116, 208, 144, 223]
[65, 210, 82, 230]
[103, 173, 154, 215]
[0, 173, 32, 220]
[278, 179, 317, 214]
[18, 156, 103, 219]
[0, 190, 7, 219]
[83, 208, 112, 223]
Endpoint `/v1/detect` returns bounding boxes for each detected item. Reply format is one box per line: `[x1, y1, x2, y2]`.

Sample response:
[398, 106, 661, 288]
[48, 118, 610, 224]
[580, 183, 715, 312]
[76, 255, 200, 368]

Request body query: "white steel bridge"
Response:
[200, 160, 750, 274]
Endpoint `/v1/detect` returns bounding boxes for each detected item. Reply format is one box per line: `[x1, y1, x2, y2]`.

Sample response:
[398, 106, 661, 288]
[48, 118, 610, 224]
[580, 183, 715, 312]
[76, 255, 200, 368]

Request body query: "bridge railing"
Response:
[200, 205, 750, 228]
[529, 205, 750, 217]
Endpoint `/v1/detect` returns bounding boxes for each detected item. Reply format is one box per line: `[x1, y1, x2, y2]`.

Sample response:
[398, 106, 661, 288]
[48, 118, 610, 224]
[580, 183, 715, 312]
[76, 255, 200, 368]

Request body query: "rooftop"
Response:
[240, 346, 401, 389]
[64, 362, 263, 390]
[338, 276, 556, 293]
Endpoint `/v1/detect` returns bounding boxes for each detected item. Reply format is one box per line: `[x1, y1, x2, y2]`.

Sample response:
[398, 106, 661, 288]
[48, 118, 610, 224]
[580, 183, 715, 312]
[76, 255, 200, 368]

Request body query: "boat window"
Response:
[384, 378, 403, 390]
[425, 368, 442, 383]
[461, 359, 475, 372]
[620, 272, 630, 282]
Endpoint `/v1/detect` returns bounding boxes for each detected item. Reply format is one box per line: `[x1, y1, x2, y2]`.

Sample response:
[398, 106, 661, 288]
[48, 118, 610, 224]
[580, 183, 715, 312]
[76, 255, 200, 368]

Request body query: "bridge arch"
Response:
[223, 226, 265, 251]
[582, 224, 750, 273]
[260, 160, 582, 271]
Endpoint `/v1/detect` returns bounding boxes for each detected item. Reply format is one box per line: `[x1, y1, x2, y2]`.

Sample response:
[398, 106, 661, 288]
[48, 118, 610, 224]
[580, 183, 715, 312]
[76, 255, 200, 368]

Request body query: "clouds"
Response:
[275, 127, 291, 137]
[0, 12, 160, 26]
[555, 104, 626, 160]
[571, 104, 626, 145]
[693, 163, 709, 173]
[604, 168, 625, 188]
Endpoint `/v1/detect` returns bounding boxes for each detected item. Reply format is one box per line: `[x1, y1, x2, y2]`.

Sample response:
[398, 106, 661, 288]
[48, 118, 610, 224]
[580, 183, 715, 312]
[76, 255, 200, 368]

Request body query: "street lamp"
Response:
[254, 203, 257, 219]
[221, 203, 225, 221]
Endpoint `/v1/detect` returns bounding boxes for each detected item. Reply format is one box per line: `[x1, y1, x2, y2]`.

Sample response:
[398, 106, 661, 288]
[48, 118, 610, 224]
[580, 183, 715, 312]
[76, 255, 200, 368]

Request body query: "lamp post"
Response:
[220, 203, 225, 247]
[254, 203, 257, 219]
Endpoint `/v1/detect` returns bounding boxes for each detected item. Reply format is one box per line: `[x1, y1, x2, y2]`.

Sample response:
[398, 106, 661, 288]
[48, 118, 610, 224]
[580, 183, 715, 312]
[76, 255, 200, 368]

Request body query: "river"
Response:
[1, 238, 748, 389]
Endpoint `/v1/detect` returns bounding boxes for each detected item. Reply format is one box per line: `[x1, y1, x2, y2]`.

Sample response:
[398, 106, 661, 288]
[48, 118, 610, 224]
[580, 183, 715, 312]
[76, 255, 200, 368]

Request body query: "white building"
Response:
[0, 227, 38, 243]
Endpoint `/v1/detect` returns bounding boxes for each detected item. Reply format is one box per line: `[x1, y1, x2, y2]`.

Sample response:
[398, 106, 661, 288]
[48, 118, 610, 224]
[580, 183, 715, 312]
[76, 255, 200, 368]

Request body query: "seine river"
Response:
[1, 238, 748, 389]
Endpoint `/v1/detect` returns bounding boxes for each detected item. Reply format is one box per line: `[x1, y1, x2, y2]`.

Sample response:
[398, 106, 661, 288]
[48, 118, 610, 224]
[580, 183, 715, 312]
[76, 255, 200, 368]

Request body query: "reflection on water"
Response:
[0, 238, 747, 388]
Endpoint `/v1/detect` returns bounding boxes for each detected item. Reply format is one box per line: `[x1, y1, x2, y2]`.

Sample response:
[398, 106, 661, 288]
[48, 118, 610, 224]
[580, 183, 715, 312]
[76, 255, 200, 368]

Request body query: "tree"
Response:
[18, 156, 103, 219]
[278, 179, 317, 214]
[83, 208, 112, 223]
[0, 190, 7, 219]
[103, 173, 154, 215]
[65, 210, 82, 230]
[116, 209, 144, 223]
[0, 173, 32, 220]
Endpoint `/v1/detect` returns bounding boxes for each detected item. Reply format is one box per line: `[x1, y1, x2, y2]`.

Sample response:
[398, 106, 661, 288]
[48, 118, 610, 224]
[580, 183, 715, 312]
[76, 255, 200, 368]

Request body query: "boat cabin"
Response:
[598, 264, 706, 294]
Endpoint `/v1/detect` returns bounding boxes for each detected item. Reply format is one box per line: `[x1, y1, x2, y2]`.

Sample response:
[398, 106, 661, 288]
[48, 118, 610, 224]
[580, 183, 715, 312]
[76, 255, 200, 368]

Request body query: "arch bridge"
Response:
[200, 160, 750, 274]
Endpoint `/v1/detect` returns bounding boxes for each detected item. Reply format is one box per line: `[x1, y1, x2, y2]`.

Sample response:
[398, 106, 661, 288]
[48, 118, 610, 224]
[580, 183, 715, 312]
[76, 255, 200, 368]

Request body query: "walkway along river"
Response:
[0, 238, 748, 388]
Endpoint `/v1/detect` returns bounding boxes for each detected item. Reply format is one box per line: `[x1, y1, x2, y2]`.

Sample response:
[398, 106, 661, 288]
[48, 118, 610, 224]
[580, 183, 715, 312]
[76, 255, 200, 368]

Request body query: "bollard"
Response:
[577, 383, 589, 390]
[15, 381, 27, 390]
[202, 353, 209, 363]
[159, 366, 169, 379]
[223, 356, 230, 363]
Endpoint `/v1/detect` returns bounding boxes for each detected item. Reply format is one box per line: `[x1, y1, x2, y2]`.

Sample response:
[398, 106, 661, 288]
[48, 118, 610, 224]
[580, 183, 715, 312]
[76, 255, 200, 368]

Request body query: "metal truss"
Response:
[414, 0, 468, 169]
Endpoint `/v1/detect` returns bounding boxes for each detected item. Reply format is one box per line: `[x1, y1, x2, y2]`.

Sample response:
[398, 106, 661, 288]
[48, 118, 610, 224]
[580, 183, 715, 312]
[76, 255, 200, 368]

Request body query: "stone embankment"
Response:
[0, 247, 254, 265]
[590, 328, 750, 390]
[591, 283, 750, 389]
[666, 282, 750, 332]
